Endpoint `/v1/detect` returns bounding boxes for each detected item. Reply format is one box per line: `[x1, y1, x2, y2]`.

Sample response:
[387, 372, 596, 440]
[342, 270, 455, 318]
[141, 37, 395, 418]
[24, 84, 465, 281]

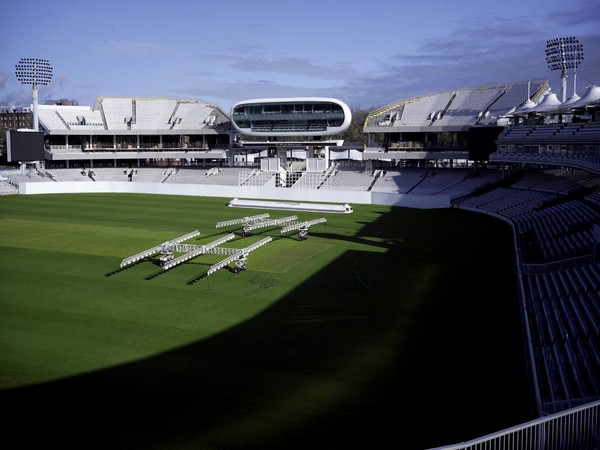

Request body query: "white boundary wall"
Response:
[18, 181, 450, 209]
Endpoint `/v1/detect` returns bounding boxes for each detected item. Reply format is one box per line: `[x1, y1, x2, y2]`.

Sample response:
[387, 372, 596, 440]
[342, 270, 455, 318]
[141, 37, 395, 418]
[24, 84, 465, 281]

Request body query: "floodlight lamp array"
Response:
[545, 37, 584, 71]
[15, 58, 53, 86]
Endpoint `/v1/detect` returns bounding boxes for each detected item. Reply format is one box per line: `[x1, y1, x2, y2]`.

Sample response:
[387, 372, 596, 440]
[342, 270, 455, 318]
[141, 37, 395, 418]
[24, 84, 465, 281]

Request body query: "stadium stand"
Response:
[166, 167, 248, 185]
[395, 92, 454, 126]
[328, 167, 375, 191]
[365, 80, 548, 130]
[100, 97, 133, 130]
[455, 167, 600, 415]
[26, 97, 231, 169]
[0, 176, 18, 195]
[434, 86, 504, 126]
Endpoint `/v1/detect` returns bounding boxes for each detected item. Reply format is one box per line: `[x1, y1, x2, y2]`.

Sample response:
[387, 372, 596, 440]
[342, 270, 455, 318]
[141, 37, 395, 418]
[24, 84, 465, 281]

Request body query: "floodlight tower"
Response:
[545, 37, 584, 102]
[15, 58, 53, 131]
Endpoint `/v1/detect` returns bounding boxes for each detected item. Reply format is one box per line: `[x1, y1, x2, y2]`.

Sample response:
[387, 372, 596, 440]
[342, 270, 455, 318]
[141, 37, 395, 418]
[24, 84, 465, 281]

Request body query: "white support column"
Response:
[561, 70, 568, 103]
[32, 87, 38, 131]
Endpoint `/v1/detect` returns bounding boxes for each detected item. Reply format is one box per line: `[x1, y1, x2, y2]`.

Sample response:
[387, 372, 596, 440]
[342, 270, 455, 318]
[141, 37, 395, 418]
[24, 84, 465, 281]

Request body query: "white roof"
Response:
[563, 92, 581, 105]
[559, 85, 600, 110]
[530, 93, 562, 113]
[510, 98, 537, 115]
[508, 85, 600, 115]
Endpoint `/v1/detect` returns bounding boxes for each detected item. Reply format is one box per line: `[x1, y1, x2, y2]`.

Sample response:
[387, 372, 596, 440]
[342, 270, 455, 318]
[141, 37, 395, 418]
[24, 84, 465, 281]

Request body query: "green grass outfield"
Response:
[0, 193, 532, 449]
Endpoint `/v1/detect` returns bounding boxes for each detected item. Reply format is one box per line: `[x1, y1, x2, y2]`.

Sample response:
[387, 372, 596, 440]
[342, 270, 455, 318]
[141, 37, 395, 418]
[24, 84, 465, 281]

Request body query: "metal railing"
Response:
[428, 399, 600, 450]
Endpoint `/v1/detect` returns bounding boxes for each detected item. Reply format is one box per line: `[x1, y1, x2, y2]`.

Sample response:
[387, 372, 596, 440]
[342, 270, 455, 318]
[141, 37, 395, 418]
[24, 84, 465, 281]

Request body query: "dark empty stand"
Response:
[457, 167, 600, 415]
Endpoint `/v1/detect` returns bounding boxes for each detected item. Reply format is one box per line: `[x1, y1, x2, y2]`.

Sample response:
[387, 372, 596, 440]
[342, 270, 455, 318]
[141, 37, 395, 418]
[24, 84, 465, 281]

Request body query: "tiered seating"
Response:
[100, 98, 133, 130]
[395, 92, 453, 126]
[370, 169, 424, 193]
[585, 189, 600, 206]
[512, 170, 558, 190]
[514, 201, 599, 262]
[501, 126, 534, 140]
[570, 122, 600, 141]
[7, 170, 51, 183]
[83, 168, 122, 181]
[329, 168, 374, 191]
[487, 81, 547, 118]
[461, 187, 557, 216]
[46, 168, 93, 181]
[54, 106, 104, 130]
[365, 81, 546, 128]
[443, 171, 498, 198]
[125, 168, 168, 182]
[458, 169, 600, 413]
[524, 266, 600, 404]
[408, 169, 471, 195]
[436, 87, 503, 126]
[526, 124, 564, 140]
[517, 169, 599, 195]
[0, 179, 18, 195]
[38, 106, 69, 130]
[290, 172, 328, 189]
[171, 102, 213, 130]
[134, 99, 177, 130]
[166, 167, 245, 185]
[500, 122, 600, 144]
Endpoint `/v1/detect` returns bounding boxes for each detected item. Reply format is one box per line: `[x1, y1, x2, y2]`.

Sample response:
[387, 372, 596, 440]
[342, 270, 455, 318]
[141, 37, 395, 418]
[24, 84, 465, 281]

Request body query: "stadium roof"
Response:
[509, 84, 600, 115]
[363, 80, 549, 132]
[557, 84, 600, 110]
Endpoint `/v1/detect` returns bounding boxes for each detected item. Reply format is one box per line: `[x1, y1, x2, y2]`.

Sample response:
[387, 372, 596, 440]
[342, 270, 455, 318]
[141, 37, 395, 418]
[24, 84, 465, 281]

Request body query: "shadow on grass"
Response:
[1, 209, 533, 450]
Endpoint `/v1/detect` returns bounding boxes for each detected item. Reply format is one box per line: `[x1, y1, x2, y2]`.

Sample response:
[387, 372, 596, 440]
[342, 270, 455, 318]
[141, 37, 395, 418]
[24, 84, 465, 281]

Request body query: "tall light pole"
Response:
[545, 37, 584, 103]
[15, 58, 53, 131]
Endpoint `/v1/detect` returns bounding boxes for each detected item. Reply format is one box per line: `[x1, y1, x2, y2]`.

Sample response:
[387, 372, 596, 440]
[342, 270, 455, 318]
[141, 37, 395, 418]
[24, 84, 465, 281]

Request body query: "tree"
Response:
[336, 107, 379, 144]
[44, 98, 79, 106]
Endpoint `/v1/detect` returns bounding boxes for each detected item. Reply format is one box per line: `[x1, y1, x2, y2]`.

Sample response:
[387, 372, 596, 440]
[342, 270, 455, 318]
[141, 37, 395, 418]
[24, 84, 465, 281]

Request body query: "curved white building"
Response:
[230, 97, 352, 137]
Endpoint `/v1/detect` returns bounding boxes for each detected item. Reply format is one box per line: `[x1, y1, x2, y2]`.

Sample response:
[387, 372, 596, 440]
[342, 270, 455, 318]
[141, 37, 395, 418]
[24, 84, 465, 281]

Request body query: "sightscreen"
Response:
[6, 131, 46, 162]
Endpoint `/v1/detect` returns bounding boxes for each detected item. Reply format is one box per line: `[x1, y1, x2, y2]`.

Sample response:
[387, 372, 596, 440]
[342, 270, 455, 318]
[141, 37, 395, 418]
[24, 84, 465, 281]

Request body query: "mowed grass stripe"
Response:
[0, 218, 173, 257]
[0, 193, 232, 231]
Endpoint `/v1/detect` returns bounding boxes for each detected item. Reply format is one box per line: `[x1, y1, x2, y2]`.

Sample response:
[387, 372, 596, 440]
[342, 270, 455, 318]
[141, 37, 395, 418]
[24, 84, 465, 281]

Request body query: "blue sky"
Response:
[1, 0, 599, 112]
